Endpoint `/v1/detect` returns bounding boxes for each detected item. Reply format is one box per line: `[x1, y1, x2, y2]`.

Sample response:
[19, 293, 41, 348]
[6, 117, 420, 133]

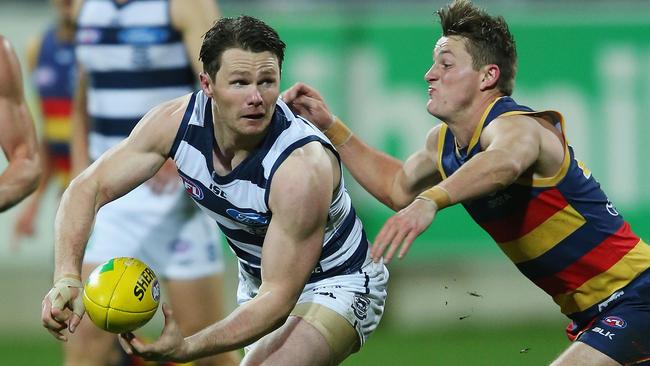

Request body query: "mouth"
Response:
[241, 113, 265, 120]
[427, 87, 436, 96]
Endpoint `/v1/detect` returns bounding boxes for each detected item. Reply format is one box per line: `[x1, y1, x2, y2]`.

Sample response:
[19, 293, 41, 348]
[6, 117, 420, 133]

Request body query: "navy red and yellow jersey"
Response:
[33, 26, 75, 189]
[436, 96, 650, 322]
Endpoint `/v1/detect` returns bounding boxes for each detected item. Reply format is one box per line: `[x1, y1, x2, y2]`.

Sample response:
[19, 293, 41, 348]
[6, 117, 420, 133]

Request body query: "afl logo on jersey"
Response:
[602, 316, 627, 329]
[180, 176, 203, 200]
[226, 209, 269, 226]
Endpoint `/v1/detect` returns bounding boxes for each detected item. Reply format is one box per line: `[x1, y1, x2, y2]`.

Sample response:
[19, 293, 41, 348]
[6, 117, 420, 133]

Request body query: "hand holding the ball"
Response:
[118, 303, 191, 363]
[41, 274, 85, 341]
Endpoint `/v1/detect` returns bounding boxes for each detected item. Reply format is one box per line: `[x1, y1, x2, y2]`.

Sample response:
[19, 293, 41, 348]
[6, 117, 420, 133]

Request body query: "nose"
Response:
[247, 88, 263, 106]
[424, 64, 438, 82]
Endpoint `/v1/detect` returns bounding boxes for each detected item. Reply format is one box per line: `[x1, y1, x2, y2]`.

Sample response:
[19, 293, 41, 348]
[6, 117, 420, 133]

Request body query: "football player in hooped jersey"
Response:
[46, 1, 239, 366]
[283, 1, 650, 365]
[41, 15, 388, 366]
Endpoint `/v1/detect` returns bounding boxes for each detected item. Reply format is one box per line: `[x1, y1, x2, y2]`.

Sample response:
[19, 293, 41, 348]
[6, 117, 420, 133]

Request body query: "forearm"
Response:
[0, 155, 41, 211]
[53, 175, 101, 280]
[437, 148, 521, 205]
[336, 136, 409, 210]
[183, 288, 294, 361]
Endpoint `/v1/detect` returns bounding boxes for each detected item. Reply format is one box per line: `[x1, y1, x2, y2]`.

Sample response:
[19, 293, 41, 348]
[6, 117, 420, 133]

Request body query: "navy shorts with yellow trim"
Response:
[566, 269, 650, 365]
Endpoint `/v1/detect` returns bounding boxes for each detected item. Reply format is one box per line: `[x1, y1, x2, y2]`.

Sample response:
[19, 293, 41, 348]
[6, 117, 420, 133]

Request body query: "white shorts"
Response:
[84, 182, 224, 280]
[237, 253, 388, 350]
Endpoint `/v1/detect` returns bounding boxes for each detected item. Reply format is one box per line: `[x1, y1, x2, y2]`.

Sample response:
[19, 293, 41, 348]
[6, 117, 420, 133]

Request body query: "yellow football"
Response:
[83, 257, 160, 333]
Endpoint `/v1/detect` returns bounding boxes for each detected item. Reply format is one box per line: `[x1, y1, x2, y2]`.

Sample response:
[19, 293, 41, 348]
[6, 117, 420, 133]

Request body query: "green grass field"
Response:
[3, 323, 568, 365]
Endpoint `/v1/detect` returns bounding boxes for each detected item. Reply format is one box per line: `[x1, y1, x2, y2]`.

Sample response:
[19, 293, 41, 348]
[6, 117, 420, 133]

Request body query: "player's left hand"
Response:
[282, 82, 334, 131]
[146, 159, 181, 195]
[371, 198, 438, 263]
[119, 303, 190, 363]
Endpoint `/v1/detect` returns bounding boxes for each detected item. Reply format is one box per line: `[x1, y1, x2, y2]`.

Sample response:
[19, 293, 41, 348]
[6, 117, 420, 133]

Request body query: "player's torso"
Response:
[34, 27, 75, 188]
[171, 91, 369, 283]
[437, 96, 650, 321]
[75, 0, 194, 159]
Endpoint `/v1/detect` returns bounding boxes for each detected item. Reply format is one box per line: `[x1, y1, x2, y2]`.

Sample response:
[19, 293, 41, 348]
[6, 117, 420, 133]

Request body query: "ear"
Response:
[479, 64, 500, 91]
[199, 72, 213, 97]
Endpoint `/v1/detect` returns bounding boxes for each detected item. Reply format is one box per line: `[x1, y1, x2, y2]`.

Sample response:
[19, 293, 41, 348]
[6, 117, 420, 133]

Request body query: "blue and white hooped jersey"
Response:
[170, 91, 369, 283]
[75, 0, 195, 160]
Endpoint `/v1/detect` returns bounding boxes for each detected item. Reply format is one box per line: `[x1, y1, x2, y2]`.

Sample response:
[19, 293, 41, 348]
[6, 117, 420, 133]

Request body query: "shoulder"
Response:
[424, 123, 444, 154]
[129, 93, 193, 150]
[273, 142, 333, 188]
[480, 114, 542, 147]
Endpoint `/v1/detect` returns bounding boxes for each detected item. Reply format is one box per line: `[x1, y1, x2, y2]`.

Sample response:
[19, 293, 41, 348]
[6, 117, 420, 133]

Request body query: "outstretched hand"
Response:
[41, 276, 85, 341]
[282, 82, 335, 131]
[370, 199, 438, 263]
[118, 304, 190, 363]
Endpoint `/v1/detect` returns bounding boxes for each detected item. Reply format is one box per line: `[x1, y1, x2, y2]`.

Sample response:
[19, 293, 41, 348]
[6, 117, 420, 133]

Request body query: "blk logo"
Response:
[591, 327, 615, 340]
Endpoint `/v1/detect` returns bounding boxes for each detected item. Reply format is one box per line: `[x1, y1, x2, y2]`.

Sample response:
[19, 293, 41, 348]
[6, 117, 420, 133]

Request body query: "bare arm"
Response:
[0, 36, 41, 211]
[53, 97, 186, 279]
[120, 142, 333, 362]
[283, 82, 441, 211]
[372, 114, 548, 263]
[12, 35, 51, 240]
[42, 96, 188, 341]
[337, 125, 442, 210]
[171, 0, 220, 75]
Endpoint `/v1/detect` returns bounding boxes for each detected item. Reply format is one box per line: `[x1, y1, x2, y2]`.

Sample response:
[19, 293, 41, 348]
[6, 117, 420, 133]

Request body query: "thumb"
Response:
[162, 303, 175, 327]
[69, 295, 85, 333]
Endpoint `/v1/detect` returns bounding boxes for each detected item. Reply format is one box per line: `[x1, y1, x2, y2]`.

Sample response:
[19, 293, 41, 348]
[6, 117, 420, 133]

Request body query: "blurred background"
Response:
[1, 0, 649, 364]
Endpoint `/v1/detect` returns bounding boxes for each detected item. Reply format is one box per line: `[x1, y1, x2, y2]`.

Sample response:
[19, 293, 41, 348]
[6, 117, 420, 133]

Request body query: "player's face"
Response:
[206, 48, 280, 138]
[424, 36, 482, 120]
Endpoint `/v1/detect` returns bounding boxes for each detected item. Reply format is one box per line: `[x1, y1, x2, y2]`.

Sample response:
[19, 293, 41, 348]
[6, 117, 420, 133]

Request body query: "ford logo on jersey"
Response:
[226, 209, 269, 226]
[180, 176, 203, 200]
[117, 28, 170, 44]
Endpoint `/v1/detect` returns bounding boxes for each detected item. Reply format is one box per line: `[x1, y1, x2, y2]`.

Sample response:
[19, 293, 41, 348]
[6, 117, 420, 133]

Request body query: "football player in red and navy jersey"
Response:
[283, 0, 650, 365]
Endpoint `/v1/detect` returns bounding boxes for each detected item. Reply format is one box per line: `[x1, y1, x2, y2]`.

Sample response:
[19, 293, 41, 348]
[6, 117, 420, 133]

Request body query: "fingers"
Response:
[69, 312, 83, 333]
[118, 333, 136, 355]
[161, 303, 177, 331]
[41, 296, 68, 341]
[282, 82, 310, 103]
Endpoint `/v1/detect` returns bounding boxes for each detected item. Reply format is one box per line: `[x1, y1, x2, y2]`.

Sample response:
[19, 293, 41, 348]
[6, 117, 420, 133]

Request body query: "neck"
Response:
[445, 91, 503, 148]
[212, 118, 266, 174]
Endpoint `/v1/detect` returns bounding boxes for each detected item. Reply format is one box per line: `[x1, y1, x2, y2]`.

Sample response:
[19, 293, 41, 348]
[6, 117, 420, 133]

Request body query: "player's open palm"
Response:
[371, 199, 437, 263]
[119, 303, 189, 363]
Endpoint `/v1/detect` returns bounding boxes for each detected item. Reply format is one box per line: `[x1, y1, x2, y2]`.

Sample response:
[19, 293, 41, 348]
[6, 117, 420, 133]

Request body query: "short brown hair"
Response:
[437, 0, 517, 95]
[199, 16, 286, 79]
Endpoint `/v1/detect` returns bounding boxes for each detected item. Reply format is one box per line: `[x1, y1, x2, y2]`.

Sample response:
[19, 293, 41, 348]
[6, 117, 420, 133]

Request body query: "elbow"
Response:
[490, 160, 523, 190]
[25, 157, 42, 194]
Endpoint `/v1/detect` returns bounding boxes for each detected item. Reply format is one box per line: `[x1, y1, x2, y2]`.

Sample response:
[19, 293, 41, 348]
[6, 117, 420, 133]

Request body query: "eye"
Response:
[259, 78, 276, 86]
[231, 79, 249, 86]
